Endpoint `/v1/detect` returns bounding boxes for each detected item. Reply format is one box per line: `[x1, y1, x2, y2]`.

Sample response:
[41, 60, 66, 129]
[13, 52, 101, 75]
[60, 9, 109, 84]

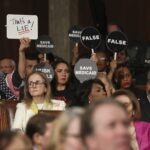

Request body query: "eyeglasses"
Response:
[28, 80, 45, 87]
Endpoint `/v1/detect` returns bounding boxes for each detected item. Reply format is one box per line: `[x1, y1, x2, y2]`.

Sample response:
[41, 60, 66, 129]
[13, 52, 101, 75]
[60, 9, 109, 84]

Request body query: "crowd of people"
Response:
[0, 23, 150, 150]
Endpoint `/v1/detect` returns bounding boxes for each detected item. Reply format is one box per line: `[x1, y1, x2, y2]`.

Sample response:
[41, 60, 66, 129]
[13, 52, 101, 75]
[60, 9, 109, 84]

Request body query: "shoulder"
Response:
[16, 102, 26, 109]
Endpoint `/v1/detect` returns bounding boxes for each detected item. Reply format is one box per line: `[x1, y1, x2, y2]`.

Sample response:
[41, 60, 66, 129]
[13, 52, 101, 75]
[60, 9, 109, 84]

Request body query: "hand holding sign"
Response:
[19, 38, 31, 52]
[106, 31, 128, 60]
[6, 14, 38, 39]
[74, 58, 98, 83]
[81, 27, 102, 53]
[90, 52, 98, 63]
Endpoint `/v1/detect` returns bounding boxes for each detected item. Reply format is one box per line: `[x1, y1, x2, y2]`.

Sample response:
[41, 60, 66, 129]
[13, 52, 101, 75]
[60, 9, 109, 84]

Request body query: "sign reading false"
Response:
[36, 35, 54, 54]
[81, 27, 101, 50]
[74, 58, 98, 83]
[68, 25, 83, 43]
[34, 63, 54, 81]
[106, 31, 128, 53]
[6, 14, 38, 39]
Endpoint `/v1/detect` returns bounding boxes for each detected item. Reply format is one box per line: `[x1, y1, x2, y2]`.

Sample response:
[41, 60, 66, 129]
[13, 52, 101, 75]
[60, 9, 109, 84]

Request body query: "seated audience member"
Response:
[48, 107, 85, 150]
[81, 99, 131, 150]
[112, 89, 150, 150]
[26, 113, 56, 150]
[75, 79, 106, 106]
[51, 60, 77, 105]
[12, 71, 65, 131]
[95, 50, 109, 72]
[139, 70, 150, 122]
[0, 58, 19, 100]
[0, 130, 32, 150]
[114, 66, 141, 98]
[116, 50, 129, 67]
[0, 58, 15, 75]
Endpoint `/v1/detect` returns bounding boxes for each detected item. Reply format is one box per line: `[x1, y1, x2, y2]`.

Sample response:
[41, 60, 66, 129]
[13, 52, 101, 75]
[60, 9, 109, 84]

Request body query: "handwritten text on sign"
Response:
[6, 14, 38, 39]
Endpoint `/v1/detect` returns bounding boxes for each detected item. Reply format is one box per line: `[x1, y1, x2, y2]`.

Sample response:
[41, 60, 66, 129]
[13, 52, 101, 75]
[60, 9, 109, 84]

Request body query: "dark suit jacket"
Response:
[139, 92, 150, 122]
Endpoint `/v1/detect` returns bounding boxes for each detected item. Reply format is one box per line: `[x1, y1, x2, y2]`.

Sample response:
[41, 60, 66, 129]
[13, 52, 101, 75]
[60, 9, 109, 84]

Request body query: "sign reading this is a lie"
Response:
[6, 14, 38, 39]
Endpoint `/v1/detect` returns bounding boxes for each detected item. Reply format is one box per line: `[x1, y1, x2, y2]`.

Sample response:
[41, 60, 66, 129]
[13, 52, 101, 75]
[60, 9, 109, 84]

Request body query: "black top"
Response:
[139, 92, 150, 122]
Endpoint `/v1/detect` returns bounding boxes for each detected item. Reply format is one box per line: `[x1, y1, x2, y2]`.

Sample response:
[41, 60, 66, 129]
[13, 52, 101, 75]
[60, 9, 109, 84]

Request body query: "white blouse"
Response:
[12, 99, 66, 131]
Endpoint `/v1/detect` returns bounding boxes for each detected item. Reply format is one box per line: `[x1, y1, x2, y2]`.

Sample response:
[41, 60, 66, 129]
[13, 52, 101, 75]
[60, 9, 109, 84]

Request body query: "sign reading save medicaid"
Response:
[74, 58, 98, 83]
[35, 35, 54, 54]
[68, 25, 83, 43]
[34, 63, 54, 81]
[106, 31, 128, 53]
[81, 27, 101, 50]
[6, 14, 38, 39]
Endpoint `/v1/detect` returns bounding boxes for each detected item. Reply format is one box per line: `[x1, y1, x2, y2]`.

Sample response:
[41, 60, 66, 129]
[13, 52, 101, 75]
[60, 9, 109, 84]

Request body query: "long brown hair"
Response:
[24, 71, 52, 107]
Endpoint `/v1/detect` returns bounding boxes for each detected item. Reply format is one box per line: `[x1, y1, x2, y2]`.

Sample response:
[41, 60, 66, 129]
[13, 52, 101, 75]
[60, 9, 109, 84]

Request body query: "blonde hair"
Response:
[48, 107, 85, 150]
[24, 71, 52, 107]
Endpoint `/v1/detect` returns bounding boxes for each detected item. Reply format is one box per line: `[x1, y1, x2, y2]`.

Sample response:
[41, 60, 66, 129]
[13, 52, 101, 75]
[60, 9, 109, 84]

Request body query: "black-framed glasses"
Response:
[28, 80, 45, 87]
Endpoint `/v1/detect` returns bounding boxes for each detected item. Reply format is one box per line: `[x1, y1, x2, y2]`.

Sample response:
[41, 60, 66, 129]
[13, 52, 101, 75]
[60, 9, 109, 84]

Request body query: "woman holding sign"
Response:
[13, 71, 66, 131]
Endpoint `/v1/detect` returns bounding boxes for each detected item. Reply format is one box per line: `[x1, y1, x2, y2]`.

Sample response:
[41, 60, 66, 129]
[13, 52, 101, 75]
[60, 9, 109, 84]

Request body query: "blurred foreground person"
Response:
[0, 130, 32, 150]
[48, 107, 85, 150]
[112, 89, 150, 150]
[26, 113, 56, 150]
[81, 99, 131, 150]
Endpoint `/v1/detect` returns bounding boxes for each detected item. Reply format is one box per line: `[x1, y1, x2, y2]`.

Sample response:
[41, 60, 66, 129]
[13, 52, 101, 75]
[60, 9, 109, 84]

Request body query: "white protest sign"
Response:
[6, 14, 38, 39]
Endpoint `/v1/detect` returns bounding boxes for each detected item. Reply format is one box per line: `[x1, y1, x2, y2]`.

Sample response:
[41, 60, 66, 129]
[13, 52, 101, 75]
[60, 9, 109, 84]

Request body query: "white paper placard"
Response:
[6, 14, 38, 39]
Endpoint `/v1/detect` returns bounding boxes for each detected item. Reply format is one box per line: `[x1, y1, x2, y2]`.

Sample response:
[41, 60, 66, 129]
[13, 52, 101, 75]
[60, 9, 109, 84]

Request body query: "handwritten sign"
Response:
[6, 14, 38, 39]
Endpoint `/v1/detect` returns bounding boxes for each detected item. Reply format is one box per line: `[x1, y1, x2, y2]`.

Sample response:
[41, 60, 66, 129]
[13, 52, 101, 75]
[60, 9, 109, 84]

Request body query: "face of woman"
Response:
[120, 68, 132, 89]
[28, 74, 47, 98]
[63, 117, 84, 150]
[115, 95, 133, 119]
[89, 83, 106, 101]
[55, 63, 70, 85]
[96, 52, 108, 72]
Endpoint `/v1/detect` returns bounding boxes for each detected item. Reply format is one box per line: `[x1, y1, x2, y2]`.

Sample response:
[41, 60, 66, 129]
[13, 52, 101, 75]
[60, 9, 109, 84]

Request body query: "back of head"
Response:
[81, 98, 127, 140]
[49, 107, 84, 150]
[26, 113, 56, 143]
[0, 130, 32, 150]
